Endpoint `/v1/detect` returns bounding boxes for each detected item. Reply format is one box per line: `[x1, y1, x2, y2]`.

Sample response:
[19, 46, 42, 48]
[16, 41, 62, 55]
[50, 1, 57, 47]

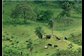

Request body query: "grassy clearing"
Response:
[2, 1, 82, 56]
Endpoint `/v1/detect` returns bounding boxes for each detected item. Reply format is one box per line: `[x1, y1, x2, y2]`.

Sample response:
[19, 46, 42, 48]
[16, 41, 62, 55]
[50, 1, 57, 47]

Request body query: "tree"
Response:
[10, 8, 19, 24]
[10, 3, 37, 24]
[48, 19, 54, 37]
[35, 26, 44, 39]
[57, 1, 76, 18]
[36, 10, 53, 22]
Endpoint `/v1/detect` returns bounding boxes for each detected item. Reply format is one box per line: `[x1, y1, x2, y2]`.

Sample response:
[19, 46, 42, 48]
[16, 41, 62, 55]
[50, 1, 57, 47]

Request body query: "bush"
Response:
[69, 33, 82, 45]
[51, 48, 82, 56]
[3, 46, 21, 56]
[35, 26, 44, 39]
[36, 10, 53, 23]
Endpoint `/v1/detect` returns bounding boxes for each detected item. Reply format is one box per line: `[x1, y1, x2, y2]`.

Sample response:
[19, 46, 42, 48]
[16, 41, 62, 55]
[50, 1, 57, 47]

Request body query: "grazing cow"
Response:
[46, 35, 51, 39]
[47, 44, 52, 46]
[54, 35, 60, 40]
[54, 45, 58, 47]
[56, 37, 60, 40]
[44, 46, 48, 49]
[64, 37, 67, 40]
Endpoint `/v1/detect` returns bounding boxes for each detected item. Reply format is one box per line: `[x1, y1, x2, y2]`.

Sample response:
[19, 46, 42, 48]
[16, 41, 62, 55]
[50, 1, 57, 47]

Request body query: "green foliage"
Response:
[3, 46, 21, 56]
[69, 33, 82, 45]
[36, 10, 53, 22]
[48, 19, 54, 28]
[48, 19, 54, 36]
[51, 48, 82, 56]
[2, 1, 82, 56]
[57, 1, 76, 18]
[68, 43, 73, 49]
[10, 3, 37, 24]
[27, 39, 33, 49]
[35, 26, 44, 39]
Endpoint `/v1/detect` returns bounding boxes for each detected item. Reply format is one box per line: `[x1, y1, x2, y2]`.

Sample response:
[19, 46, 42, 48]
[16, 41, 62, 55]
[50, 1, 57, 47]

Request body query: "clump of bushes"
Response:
[3, 46, 21, 56]
[68, 33, 82, 45]
[51, 48, 82, 56]
[34, 9, 53, 23]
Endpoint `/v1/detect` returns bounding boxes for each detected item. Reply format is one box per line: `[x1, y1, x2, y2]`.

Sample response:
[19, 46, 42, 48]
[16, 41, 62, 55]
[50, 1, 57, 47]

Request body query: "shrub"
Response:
[35, 26, 44, 39]
[69, 33, 82, 45]
[3, 46, 21, 56]
[51, 48, 82, 56]
[36, 10, 53, 23]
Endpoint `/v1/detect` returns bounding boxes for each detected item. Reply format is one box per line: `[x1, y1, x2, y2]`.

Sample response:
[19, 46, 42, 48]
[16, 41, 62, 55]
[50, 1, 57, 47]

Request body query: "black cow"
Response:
[47, 44, 52, 46]
[46, 35, 51, 39]
[54, 35, 60, 40]
[54, 45, 58, 47]
[64, 37, 67, 40]
[56, 37, 60, 40]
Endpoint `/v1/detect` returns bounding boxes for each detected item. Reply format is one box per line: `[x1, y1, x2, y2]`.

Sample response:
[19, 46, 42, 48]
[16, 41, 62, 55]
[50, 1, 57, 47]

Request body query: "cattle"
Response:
[44, 46, 48, 49]
[47, 43, 52, 46]
[54, 45, 58, 47]
[56, 37, 60, 40]
[46, 35, 51, 39]
[54, 35, 60, 40]
[64, 37, 67, 40]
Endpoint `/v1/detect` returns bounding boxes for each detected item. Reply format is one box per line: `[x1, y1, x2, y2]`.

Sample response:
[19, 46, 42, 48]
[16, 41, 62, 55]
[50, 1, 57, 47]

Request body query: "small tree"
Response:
[35, 26, 44, 39]
[10, 3, 37, 24]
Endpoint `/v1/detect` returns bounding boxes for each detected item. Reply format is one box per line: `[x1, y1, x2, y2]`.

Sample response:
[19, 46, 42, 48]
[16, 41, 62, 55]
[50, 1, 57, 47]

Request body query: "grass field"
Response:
[2, 1, 82, 56]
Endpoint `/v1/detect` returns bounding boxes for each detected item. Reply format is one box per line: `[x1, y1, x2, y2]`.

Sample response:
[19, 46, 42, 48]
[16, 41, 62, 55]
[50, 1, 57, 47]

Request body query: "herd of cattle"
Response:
[43, 34, 68, 49]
